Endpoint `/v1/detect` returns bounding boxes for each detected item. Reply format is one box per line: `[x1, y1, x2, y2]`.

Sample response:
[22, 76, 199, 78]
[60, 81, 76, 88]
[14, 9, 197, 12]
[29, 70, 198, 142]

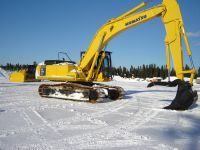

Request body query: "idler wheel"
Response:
[89, 90, 98, 103]
[108, 89, 120, 100]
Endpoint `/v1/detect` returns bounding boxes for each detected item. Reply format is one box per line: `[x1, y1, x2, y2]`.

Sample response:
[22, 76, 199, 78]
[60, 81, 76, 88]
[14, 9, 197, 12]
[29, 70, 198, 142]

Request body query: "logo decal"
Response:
[125, 15, 147, 26]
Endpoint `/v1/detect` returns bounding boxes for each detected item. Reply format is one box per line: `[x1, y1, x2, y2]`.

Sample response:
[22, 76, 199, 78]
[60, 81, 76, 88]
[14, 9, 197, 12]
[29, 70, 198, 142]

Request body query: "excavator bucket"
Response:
[148, 79, 198, 110]
[9, 70, 27, 82]
[9, 65, 38, 82]
[164, 80, 198, 110]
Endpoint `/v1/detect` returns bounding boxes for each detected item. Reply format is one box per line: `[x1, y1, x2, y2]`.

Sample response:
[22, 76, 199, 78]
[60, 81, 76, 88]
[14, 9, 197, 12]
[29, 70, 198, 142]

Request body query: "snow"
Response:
[163, 76, 191, 82]
[38, 62, 45, 65]
[113, 76, 192, 83]
[113, 76, 148, 82]
[0, 68, 10, 79]
[0, 69, 200, 150]
[49, 91, 88, 101]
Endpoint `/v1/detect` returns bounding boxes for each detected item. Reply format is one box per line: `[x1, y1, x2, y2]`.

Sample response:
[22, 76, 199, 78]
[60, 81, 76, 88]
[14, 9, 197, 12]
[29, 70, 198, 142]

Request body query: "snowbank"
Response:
[113, 75, 195, 84]
[163, 76, 193, 83]
[113, 76, 147, 82]
[0, 67, 10, 79]
[196, 78, 200, 84]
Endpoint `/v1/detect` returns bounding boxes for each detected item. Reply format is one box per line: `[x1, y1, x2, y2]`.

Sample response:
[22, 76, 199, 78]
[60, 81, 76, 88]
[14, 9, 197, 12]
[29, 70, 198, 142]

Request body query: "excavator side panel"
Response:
[36, 63, 86, 82]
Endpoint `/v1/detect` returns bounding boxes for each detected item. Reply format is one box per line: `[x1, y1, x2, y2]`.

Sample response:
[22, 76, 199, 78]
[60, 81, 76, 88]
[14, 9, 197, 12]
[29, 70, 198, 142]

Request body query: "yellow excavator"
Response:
[10, 0, 198, 110]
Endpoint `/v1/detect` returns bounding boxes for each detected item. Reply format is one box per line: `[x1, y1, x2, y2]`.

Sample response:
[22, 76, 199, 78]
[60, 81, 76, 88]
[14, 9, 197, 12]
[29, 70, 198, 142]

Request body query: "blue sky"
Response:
[0, 0, 200, 68]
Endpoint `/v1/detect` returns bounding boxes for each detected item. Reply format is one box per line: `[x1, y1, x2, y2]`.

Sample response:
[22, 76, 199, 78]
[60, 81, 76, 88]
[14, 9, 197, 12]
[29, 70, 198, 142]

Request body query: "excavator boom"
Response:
[80, 0, 195, 83]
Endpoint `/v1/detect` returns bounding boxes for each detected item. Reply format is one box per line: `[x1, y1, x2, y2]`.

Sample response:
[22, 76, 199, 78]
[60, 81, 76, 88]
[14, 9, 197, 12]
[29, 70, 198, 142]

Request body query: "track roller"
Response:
[89, 89, 98, 103]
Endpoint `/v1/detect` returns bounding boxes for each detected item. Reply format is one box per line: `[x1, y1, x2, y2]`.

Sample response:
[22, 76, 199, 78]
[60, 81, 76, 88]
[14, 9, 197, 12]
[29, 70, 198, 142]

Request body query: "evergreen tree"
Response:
[198, 67, 200, 77]
[141, 64, 146, 79]
[122, 67, 127, 77]
[117, 66, 122, 76]
[160, 65, 164, 79]
[146, 64, 149, 78]
[184, 64, 190, 77]
[111, 67, 117, 76]
[134, 66, 139, 78]
[138, 66, 142, 78]
[130, 65, 134, 77]
[170, 68, 176, 76]
[149, 64, 154, 78]
[152, 64, 157, 77]
[133, 67, 138, 78]
[164, 65, 169, 79]
[156, 66, 160, 77]
[6, 63, 11, 70]
[33, 61, 37, 66]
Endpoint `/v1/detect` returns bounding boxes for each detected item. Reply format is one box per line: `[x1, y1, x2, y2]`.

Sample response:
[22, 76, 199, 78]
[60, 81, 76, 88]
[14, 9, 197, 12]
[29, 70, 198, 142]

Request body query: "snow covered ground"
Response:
[0, 70, 200, 150]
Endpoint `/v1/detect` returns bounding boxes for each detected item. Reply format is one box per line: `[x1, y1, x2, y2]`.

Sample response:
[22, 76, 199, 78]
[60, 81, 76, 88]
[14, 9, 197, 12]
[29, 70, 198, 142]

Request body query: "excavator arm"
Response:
[80, 0, 196, 84]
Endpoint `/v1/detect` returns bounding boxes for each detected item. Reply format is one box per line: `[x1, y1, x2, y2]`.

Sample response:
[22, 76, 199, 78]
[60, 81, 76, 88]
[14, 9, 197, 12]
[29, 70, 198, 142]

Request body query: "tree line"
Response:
[0, 62, 37, 71]
[112, 64, 200, 79]
[1, 63, 200, 79]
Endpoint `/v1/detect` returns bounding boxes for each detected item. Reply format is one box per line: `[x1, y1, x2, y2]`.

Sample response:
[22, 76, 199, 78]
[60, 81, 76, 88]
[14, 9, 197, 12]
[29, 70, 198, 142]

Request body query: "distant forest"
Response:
[112, 64, 200, 79]
[1, 63, 200, 79]
[0, 62, 37, 71]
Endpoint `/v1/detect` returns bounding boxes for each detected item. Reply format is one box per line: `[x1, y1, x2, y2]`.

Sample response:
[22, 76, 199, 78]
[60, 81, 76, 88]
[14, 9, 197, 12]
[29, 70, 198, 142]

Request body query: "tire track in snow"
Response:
[31, 108, 61, 135]
[64, 108, 158, 149]
[73, 92, 160, 145]
[21, 110, 34, 126]
[8, 101, 156, 149]
[44, 100, 130, 131]
[0, 125, 43, 138]
[0, 87, 4, 95]
[0, 108, 57, 139]
[0, 100, 32, 109]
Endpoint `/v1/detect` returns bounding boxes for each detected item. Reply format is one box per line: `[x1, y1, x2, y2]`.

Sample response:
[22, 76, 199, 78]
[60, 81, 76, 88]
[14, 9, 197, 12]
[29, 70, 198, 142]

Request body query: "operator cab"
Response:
[80, 51, 113, 80]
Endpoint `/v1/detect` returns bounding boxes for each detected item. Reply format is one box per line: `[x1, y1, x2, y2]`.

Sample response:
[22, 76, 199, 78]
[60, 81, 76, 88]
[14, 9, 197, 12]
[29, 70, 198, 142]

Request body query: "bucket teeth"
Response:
[38, 82, 125, 103]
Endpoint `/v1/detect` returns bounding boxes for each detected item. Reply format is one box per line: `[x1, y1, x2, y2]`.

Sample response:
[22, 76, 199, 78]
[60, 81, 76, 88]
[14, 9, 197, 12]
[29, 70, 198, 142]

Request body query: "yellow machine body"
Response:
[36, 64, 108, 82]
[36, 51, 112, 82]
[36, 63, 84, 82]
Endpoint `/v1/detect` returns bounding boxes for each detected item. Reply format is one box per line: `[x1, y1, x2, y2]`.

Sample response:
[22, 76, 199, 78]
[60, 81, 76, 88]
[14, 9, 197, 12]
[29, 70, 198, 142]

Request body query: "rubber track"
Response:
[38, 82, 125, 103]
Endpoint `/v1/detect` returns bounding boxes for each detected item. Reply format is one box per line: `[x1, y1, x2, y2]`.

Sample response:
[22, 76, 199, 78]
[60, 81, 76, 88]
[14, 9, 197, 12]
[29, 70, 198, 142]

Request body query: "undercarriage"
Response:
[38, 82, 125, 103]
